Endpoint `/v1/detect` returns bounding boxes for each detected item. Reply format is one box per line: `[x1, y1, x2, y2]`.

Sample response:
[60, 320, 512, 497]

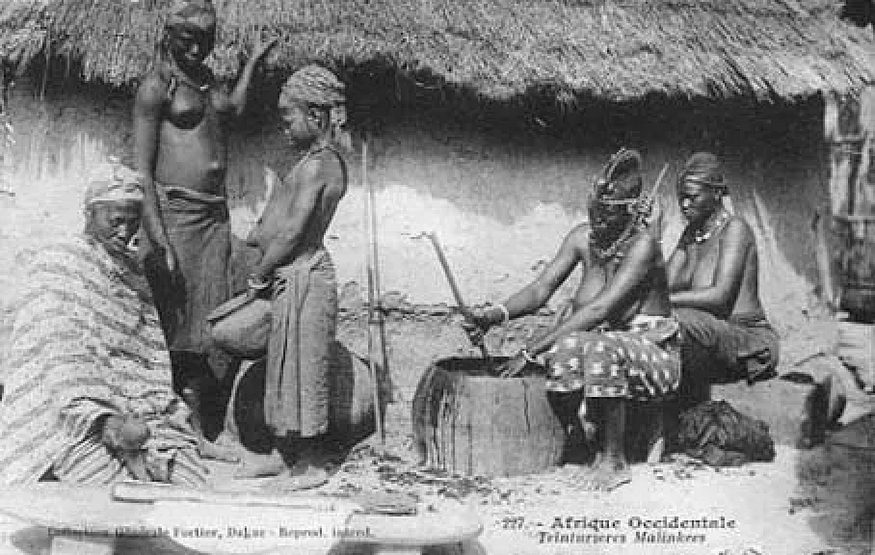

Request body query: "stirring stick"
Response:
[426, 232, 490, 361]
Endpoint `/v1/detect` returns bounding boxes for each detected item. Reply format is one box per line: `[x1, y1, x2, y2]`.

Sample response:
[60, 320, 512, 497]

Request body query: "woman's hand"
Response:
[498, 349, 546, 378]
[499, 348, 547, 378]
[139, 236, 178, 277]
[163, 244, 178, 275]
[643, 196, 665, 237]
[461, 306, 499, 345]
[102, 415, 150, 452]
[498, 352, 528, 378]
[247, 272, 273, 299]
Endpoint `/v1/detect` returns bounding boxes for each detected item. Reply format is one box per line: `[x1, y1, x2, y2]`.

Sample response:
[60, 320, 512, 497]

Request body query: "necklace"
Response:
[168, 61, 211, 93]
[299, 141, 332, 164]
[590, 222, 638, 262]
[693, 210, 730, 243]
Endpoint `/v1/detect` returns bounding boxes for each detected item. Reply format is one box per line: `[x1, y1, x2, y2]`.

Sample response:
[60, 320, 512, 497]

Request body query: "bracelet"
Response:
[493, 303, 510, 325]
[247, 274, 271, 291]
[520, 348, 540, 365]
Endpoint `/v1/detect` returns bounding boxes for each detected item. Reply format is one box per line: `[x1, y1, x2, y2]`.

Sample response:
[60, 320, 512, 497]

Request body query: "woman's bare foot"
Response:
[646, 435, 666, 465]
[198, 438, 241, 463]
[265, 462, 329, 492]
[590, 452, 630, 492]
[234, 449, 286, 479]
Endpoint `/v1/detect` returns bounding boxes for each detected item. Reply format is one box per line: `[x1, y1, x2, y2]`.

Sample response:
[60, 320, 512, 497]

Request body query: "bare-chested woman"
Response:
[233, 65, 349, 486]
[133, 0, 274, 438]
[667, 152, 779, 408]
[468, 149, 680, 490]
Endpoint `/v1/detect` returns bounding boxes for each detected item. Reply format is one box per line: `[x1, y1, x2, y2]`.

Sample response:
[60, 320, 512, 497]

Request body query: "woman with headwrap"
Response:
[466, 149, 680, 491]
[232, 65, 349, 484]
[667, 152, 779, 409]
[0, 163, 212, 485]
[133, 0, 275, 439]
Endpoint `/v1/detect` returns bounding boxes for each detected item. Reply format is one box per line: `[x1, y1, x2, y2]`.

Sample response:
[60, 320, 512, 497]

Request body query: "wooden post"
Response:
[825, 86, 875, 320]
[854, 88, 875, 213]
[362, 138, 386, 446]
[812, 209, 838, 309]
[824, 91, 865, 216]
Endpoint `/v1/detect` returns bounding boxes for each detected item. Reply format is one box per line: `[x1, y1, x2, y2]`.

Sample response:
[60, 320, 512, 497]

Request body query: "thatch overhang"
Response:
[0, 0, 873, 103]
[0, 0, 50, 74]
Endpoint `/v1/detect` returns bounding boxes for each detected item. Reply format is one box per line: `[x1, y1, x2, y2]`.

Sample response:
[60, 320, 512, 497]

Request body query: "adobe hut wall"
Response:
[0, 76, 827, 339]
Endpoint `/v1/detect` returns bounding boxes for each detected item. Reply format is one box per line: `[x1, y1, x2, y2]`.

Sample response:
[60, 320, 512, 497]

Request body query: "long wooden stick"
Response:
[111, 482, 348, 511]
[362, 137, 385, 446]
[651, 163, 670, 200]
[111, 481, 421, 515]
[426, 233, 473, 320]
[426, 232, 489, 359]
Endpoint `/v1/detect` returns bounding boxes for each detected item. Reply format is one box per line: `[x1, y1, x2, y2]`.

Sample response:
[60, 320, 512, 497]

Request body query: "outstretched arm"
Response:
[484, 226, 586, 326]
[527, 233, 659, 356]
[669, 219, 750, 314]
[464, 227, 583, 349]
[133, 75, 176, 272]
[228, 37, 276, 117]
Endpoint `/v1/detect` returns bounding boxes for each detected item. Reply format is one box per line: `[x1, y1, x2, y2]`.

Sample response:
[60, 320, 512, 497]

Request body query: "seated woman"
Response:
[0, 163, 229, 485]
[468, 149, 680, 489]
[667, 152, 779, 409]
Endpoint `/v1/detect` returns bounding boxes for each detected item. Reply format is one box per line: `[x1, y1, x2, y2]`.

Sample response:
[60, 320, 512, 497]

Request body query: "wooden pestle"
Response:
[425, 233, 491, 362]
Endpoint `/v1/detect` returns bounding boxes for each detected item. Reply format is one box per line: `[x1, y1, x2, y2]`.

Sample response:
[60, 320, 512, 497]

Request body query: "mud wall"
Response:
[0, 75, 828, 340]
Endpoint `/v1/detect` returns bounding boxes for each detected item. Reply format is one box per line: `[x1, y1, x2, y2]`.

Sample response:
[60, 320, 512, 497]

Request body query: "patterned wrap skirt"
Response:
[545, 314, 681, 401]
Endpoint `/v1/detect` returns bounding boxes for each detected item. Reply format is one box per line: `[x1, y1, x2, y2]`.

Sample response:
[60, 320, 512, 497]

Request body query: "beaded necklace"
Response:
[298, 139, 337, 165]
[590, 221, 638, 262]
[692, 209, 731, 243]
[167, 60, 212, 93]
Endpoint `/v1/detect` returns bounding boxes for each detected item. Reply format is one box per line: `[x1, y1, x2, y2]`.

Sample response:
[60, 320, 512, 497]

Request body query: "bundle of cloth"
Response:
[677, 400, 775, 466]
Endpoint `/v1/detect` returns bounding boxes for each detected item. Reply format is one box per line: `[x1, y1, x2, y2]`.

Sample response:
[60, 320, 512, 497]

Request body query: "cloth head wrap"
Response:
[165, 0, 217, 31]
[280, 65, 350, 150]
[679, 152, 725, 192]
[280, 64, 346, 107]
[594, 148, 643, 205]
[83, 162, 144, 208]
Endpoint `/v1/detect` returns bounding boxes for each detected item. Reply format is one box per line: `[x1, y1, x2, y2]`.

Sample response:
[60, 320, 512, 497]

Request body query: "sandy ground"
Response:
[0, 307, 873, 555]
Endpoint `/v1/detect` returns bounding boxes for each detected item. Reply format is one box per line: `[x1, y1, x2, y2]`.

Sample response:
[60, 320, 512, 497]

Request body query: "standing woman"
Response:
[234, 65, 350, 484]
[133, 0, 274, 438]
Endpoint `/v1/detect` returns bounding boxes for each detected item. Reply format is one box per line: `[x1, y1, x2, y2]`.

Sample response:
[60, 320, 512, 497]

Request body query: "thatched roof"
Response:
[1, 0, 874, 102]
[0, 0, 50, 74]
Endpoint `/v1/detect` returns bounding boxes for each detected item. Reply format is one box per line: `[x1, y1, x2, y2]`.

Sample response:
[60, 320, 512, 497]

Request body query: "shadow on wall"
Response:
[0, 72, 828, 314]
[225, 90, 827, 312]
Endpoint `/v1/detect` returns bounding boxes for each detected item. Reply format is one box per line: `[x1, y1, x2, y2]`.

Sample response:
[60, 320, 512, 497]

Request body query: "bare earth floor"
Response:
[0, 310, 873, 555]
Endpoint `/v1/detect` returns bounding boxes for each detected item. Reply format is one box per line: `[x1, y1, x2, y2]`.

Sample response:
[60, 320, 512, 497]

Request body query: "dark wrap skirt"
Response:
[145, 185, 231, 358]
[263, 250, 338, 438]
[674, 307, 780, 384]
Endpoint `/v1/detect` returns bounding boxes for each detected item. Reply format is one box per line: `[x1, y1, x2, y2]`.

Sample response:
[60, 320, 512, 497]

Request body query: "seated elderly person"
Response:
[0, 164, 227, 485]
[467, 149, 680, 489]
[667, 152, 779, 408]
